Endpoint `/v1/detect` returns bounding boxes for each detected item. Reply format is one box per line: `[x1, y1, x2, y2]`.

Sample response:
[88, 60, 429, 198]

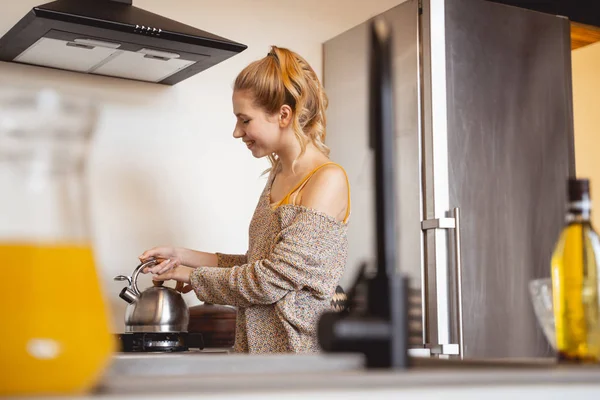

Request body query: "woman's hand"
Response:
[139, 246, 184, 275]
[152, 265, 195, 294]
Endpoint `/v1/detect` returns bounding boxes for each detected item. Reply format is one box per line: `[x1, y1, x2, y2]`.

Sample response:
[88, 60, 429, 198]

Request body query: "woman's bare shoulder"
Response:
[298, 164, 349, 222]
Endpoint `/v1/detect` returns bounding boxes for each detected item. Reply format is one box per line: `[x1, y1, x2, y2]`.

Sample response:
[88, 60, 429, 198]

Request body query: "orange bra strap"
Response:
[291, 161, 336, 198]
[336, 164, 351, 224]
[342, 168, 351, 224]
[275, 162, 336, 206]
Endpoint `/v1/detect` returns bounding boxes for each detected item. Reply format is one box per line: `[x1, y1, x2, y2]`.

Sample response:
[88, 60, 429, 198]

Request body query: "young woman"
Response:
[140, 46, 351, 353]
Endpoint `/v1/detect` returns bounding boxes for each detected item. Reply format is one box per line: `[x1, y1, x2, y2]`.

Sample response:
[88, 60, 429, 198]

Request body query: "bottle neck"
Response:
[566, 199, 592, 223]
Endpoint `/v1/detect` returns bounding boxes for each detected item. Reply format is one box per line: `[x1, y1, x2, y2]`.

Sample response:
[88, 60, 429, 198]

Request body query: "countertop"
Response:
[15, 353, 600, 400]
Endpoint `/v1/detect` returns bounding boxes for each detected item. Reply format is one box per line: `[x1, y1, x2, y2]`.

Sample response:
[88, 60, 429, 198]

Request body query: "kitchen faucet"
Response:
[317, 18, 409, 369]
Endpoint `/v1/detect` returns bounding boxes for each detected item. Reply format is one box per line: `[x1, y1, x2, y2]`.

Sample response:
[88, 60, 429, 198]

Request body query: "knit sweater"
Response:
[189, 167, 349, 353]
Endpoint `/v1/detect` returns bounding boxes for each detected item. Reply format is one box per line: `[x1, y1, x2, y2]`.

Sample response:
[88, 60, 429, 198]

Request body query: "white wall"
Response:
[0, 0, 402, 331]
[572, 41, 600, 230]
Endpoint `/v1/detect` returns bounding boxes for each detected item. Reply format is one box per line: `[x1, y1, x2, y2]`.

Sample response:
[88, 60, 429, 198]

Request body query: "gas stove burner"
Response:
[117, 332, 204, 353]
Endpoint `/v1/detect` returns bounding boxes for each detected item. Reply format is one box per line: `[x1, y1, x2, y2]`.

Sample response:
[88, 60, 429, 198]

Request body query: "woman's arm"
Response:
[179, 249, 219, 268]
[187, 210, 346, 308]
[140, 247, 218, 274]
[140, 247, 249, 275]
[215, 252, 249, 268]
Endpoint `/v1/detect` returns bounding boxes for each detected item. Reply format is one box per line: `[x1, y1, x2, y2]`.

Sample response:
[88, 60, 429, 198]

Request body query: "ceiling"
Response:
[486, 0, 600, 27]
[487, 0, 600, 50]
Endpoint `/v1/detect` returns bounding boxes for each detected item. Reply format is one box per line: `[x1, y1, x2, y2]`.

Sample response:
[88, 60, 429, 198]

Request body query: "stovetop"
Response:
[117, 332, 204, 353]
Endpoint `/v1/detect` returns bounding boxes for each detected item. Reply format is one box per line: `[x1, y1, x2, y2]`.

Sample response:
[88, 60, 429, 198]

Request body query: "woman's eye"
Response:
[243, 120, 251, 124]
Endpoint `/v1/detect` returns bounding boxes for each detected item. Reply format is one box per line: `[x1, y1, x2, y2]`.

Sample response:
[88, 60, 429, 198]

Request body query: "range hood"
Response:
[0, 0, 247, 85]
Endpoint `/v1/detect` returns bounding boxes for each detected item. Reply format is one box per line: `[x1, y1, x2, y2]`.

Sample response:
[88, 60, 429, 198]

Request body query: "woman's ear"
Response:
[279, 105, 293, 128]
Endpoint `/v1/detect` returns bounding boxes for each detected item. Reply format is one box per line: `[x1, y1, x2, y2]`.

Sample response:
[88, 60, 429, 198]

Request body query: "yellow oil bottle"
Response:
[551, 178, 600, 362]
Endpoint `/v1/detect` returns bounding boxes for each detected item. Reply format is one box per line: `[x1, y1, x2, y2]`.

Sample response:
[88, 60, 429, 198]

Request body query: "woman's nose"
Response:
[233, 125, 244, 139]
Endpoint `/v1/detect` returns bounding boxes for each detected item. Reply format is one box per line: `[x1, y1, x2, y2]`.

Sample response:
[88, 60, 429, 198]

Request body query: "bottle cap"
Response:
[568, 178, 591, 202]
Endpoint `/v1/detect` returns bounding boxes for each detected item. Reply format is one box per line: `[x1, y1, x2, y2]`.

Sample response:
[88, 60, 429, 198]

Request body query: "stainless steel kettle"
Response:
[114, 259, 189, 333]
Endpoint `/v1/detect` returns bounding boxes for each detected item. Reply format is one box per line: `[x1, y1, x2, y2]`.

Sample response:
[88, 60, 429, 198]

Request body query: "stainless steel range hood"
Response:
[0, 0, 247, 85]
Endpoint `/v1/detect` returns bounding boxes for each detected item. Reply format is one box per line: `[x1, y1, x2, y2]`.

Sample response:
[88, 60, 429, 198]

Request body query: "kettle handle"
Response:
[130, 259, 159, 296]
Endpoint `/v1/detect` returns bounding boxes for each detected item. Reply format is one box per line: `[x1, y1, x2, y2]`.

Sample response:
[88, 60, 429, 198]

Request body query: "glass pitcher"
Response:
[0, 88, 115, 395]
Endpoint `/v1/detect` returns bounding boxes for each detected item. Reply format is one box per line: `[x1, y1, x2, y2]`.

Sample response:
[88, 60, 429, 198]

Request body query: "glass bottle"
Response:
[0, 88, 115, 395]
[551, 178, 600, 362]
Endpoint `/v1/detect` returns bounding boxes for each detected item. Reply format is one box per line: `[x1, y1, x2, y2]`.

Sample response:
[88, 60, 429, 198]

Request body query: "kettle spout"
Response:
[118, 287, 139, 304]
[114, 275, 138, 304]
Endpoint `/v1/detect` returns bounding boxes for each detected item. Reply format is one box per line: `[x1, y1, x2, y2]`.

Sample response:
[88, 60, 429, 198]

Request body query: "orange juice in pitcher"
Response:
[0, 89, 115, 396]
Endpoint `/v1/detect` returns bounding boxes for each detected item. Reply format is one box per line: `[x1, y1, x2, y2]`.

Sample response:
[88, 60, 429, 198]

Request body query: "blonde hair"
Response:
[234, 46, 329, 172]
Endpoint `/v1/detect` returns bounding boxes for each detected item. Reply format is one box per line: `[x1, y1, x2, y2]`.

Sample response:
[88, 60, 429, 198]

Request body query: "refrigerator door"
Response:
[426, 0, 575, 358]
[323, 0, 424, 347]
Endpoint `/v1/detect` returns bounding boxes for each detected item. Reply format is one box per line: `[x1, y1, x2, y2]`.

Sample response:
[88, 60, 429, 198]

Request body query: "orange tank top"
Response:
[270, 162, 351, 224]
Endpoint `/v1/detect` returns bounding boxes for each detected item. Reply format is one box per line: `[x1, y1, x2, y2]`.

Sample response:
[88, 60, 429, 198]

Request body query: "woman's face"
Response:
[232, 90, 282, 159]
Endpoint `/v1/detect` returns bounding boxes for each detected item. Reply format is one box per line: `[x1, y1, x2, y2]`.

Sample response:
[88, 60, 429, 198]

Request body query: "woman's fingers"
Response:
[152, 269, 173, 281]
[139, 247, 172, 262]
[158, 259, 178, 274]
[151, 266, 193, 285]
[139, 247, 180, 275]
[139, 248, 158, 261]
[143, 258, 169, 274]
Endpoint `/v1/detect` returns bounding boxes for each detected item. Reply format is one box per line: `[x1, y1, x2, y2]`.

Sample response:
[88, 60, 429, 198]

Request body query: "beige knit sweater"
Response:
[190, 168, 349, 353]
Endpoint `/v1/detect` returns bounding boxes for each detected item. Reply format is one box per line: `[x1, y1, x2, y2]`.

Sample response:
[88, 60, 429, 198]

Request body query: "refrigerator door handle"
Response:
[421, 206, 464, 359]
[452, 207, 464, 359]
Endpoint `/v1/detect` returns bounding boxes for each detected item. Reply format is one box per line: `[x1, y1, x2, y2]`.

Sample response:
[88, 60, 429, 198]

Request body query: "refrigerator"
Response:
[323, 0, 575, 359]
